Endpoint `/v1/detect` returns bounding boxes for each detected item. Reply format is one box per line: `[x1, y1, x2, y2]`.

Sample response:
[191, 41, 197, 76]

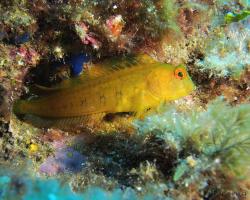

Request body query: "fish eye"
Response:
[174, 68, 186, 80]
[178, 71, 183, 78]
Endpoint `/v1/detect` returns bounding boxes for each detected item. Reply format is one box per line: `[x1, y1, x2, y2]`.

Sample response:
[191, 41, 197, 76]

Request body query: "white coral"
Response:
[196, 17, 250, 77]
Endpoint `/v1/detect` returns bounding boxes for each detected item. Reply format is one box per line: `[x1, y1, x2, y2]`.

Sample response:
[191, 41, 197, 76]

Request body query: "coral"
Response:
[135, 98, 250, 198]
[0, 172, 172, 200]
[0, 174, 85, 200]
[216, 0, 249, 8]
[0, 85, 9, 119]
[74, 22, 101, 49]
[196, 17, 250, 77]
[40, 147, 86, 175]
[0, 115, 54, 168]
[69, 167, 119, 193]
[75, 133, 177, 186]
[0, 0, 250, 199]
[104, 15, 125, 42]
[0, 6, 35, 28]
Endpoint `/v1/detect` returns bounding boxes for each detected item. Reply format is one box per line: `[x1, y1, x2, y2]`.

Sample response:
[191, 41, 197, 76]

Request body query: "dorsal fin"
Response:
[99, 54, 157, 70]
[29, 84, 63, 95]
[51, 54, 157, 88]
[30, 54, 158, 94]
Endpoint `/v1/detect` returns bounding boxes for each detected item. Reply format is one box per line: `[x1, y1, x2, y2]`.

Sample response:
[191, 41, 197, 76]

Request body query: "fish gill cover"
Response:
[0, 0, 250, 200]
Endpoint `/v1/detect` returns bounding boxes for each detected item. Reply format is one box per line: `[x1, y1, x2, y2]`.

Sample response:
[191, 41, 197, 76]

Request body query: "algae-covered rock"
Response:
[0, 0, 250, 199]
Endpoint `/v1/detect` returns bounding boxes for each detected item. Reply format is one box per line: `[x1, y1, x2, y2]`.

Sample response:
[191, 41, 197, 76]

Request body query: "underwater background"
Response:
[0, 0, 250, 199]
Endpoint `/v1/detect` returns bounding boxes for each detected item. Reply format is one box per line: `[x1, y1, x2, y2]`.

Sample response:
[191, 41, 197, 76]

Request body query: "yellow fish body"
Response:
[14, 55, 195, 119]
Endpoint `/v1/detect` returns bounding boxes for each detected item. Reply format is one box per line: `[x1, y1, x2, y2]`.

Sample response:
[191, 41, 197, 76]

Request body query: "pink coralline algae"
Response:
[74, 22, 101, 49]
[105, 15, 125, 41]
[40, 132, 86, 176]
[40, 147, 86, 176]
[9, 46, 40, 66]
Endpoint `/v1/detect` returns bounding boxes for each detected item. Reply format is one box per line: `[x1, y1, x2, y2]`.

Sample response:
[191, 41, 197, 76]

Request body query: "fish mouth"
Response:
[180, 83, 196, 98]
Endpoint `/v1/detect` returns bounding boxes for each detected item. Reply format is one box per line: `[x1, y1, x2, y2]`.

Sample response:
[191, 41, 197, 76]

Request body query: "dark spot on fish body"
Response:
[99, 94, 106, 105]
[115, 89, 123, 99]
[80, 98, 87, 106]
[115, 89, 123, 107]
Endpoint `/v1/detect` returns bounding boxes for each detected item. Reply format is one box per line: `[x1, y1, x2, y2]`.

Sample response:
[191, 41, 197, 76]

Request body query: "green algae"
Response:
[0, 6, 35, 28]
[225, 10, 250, 23]
[0, 0, 250, 199]
[135, 98, 250, 187]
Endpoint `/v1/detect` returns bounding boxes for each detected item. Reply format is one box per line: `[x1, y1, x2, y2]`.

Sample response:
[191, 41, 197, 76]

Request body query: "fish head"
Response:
[147, 64, 196, 101]
[167, 64, 196, 100]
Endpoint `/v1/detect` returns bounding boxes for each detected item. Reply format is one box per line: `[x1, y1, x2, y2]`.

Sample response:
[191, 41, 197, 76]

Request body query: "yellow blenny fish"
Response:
[13, 55, 195, 124]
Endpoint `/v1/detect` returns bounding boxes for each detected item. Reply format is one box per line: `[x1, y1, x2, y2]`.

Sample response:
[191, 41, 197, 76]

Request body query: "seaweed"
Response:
[135, 97, 250, 197]
[225, 10, 250, 23]
[0, 0, 250, 199]
[196, 17, 250, 77]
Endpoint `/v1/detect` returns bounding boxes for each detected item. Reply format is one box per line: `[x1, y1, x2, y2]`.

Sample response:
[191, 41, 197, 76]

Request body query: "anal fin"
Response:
[22, 114, 105, 131]
[23, 114, 89, 131]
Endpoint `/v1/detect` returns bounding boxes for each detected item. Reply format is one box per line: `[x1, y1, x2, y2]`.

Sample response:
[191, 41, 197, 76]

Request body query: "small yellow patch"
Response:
[187, 156, 197, 168]
[29, 143, 38, 153]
